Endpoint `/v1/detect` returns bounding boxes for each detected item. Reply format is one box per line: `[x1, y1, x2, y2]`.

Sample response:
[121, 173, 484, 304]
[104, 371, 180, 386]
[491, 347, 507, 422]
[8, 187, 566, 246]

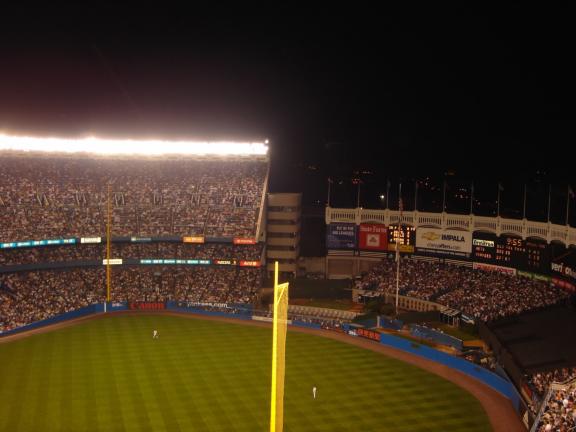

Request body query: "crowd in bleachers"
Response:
[355, 258, 569, 322]
[0, 155, 267, 241]
[0, 266, 261, 332]
[0, 243, 263, 266]
[536, 380, 576, 432]
[531, 368, 576, 397]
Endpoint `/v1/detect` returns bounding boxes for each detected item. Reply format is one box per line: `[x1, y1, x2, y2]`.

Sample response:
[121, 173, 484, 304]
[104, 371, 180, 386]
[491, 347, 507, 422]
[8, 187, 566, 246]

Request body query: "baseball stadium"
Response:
[1, 134, 575, 432]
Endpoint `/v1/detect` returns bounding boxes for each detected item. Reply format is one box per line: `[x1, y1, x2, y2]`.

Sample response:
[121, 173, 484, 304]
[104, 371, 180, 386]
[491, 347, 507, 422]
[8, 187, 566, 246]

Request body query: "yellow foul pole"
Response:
[270, 261, 289, 432]
[270, 261, 279, 432]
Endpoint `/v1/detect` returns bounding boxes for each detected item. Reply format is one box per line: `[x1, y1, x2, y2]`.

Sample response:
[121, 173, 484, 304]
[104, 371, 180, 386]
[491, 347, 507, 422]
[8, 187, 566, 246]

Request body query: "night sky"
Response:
[0, 11, 572, 221]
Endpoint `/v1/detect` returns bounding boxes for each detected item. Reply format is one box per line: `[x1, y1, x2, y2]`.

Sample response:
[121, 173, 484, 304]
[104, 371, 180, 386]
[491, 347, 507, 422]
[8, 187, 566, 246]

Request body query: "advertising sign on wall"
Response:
[81, 237, 102, 244]
[326, 223, 357, 249]
[233, 238, 256, 245]
[416, 228, 472, 257]
[102, 259, 123, 265]
[473, 262, 516, 275]
[128, 302, 166, 310]
[239, 260, 261, 267]
[358, 224, 388, 251]
[182, 236, 205, 244]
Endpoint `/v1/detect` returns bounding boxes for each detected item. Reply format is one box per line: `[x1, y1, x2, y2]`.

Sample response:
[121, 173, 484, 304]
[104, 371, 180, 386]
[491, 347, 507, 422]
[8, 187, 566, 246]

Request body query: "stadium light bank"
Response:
[0, 133, 269, 156]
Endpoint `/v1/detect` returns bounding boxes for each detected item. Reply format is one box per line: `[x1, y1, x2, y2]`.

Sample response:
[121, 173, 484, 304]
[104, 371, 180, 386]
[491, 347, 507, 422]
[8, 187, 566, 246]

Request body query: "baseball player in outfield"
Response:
[153, 329, 159, 339]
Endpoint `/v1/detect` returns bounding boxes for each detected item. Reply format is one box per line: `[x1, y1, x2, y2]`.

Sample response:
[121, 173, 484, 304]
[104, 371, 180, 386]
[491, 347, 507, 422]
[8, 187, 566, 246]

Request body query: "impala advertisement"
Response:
[416, 228, 472, 257]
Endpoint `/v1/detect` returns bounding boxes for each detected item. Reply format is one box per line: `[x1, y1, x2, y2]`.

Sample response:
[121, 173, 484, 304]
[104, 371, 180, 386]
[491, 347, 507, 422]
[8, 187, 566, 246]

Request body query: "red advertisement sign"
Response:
[359, 224, 388, 250]
[234, 238, 256, 245]
[472, 262, 516, 275]
[552, 277, 576, 292]
[128, 302, 166, 310]
[357, 328, 381, 341]
[239, 260, 260, 267]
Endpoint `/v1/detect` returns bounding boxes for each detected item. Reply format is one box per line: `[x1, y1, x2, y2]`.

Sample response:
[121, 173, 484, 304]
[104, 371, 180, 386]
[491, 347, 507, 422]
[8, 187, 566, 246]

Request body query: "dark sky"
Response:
[0, 10, 572, 215]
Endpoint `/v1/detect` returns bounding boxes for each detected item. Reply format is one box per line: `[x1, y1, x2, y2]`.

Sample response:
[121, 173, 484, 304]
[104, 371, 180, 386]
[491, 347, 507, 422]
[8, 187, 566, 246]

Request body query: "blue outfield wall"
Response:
[379, 333, 521, 410]
[291, 321, 322, 329]
[166, 303, 253, 320]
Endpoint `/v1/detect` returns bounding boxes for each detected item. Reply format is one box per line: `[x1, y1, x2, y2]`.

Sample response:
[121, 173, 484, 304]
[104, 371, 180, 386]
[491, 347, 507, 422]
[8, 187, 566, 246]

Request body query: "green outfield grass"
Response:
[0, 314, 491, 431]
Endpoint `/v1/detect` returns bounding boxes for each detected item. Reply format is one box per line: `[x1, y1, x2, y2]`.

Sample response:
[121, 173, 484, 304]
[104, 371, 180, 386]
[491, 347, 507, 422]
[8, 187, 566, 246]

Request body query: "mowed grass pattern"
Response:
[0, 315, 491, 431]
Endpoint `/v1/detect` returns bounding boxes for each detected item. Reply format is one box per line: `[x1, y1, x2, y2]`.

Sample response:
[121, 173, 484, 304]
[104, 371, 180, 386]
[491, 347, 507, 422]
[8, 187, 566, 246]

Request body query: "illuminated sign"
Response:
[81, 237, 102, 244]
[239, 260, 260, 267]
[182, 236, 205, 244]
[233, 238, 256, 245]
[131, 237, 152, 243]
[473, 239, 494, 247]
[102, 259, 123, 265]
[139, 259, 211, 265]
[387, 225, 415, 253]
[1, 238, 77, 249]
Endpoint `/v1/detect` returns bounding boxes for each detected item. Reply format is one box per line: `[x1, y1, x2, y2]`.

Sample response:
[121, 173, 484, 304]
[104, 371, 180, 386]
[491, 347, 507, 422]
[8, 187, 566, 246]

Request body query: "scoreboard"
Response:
[472, 233, 550, 273]
[387, 225, 416, 253]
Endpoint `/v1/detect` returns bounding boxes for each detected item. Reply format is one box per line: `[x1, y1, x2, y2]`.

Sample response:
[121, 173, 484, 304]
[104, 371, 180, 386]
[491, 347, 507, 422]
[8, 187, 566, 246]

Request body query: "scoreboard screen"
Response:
[495, 236, 549, 273]
[387, 225, 416, 253]
[472, 237, 496, 262]
[472, 233, 550, 273]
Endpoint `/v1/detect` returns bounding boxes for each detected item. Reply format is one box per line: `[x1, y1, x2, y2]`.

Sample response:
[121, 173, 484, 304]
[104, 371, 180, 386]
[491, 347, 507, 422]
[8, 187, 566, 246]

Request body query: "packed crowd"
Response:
[0, 243, 263, 266]
[355, 258, 569, 322]
[531, 368, 576, 397]
[0, 266, 261, 332]
[536, 381, 576, 432]
[0, 155, 267, 241]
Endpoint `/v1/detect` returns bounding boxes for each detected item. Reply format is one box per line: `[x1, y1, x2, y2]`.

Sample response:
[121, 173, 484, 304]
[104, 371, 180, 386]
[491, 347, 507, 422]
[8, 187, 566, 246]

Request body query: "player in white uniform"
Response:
[153, 330, 158, 339]
[313, 386, 317, 399]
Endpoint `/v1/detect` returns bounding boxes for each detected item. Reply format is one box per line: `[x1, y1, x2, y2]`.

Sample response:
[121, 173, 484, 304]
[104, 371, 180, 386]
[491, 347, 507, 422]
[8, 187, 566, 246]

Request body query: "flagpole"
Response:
[386, 179, 390, 209]
[497, 183, 501, 217]
[523, 184, 527, 219]
[566, 184, 572, 226]
[395, 182, 402, 317]
[356, 181, 361, 208]
[414, 180, 418, 211]
[442, 179, 447, 212]
[547, 184, 551, 222]
[470, 181, 474, 214]
[327, 177, 331, 207]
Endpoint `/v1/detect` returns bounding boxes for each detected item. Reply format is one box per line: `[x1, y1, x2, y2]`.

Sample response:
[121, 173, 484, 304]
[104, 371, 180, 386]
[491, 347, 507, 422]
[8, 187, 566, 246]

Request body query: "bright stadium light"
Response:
[0, 134, 269, 156]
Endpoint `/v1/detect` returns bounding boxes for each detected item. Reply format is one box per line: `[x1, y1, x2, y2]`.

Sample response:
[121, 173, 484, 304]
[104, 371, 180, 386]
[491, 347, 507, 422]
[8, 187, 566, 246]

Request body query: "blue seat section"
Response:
[409, 324, 464, 351]
[379, 332, 521, 411]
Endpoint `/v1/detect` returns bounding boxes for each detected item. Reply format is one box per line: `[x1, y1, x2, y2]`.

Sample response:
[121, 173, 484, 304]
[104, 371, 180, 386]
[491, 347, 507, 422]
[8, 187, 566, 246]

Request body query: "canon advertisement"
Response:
[358, 224, 388, 251]
[416, 228, 472, 257]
